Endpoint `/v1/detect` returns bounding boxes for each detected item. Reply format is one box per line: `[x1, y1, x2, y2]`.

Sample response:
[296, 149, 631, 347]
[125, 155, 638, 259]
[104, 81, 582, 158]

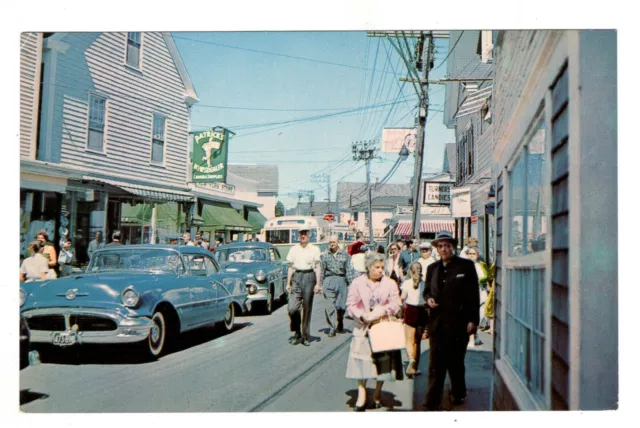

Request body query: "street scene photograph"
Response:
[3, 2, 632, 425]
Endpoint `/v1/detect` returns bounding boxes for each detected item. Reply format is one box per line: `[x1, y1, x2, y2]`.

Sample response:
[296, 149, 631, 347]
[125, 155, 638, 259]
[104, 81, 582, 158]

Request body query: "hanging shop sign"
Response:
[195, 182, 236, 195]
[423, 181, 452, 205]
[192, 127, 235, 183]
[381, 128, 416, 153]
[451, 187, 472, 218]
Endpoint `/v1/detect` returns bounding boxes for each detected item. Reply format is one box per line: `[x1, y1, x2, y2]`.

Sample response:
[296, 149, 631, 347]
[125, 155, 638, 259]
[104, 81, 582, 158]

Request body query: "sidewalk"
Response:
[374, 329, 494, 411]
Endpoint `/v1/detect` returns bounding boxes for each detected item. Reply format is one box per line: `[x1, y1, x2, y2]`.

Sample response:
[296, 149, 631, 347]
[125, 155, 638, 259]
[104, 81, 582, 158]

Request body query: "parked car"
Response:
[19, 313, 31, 369]
[213, 242, 288, 314]
[20, 245, 249, 359]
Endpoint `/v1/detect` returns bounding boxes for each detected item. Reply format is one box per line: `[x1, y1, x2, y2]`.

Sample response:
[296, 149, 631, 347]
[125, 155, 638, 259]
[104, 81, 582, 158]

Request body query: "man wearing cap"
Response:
[422, 230, 480, 410]
[320, 235, 356, 337]
[286, 228, 322, 346]
[398, 238, 420, 277]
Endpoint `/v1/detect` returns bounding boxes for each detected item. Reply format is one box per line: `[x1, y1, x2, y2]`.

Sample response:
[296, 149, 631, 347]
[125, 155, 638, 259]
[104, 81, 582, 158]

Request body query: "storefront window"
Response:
[20, 190, 61, 259]
[72, 189, 107, 264]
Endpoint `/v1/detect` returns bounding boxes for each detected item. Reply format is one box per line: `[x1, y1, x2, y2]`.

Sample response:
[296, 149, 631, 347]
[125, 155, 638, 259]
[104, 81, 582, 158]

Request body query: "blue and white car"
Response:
[20, 245, 249, 359]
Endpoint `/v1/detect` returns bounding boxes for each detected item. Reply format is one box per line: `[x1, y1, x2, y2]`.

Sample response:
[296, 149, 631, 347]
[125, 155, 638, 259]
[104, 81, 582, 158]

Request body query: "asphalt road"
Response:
[20, 296, 492, 413]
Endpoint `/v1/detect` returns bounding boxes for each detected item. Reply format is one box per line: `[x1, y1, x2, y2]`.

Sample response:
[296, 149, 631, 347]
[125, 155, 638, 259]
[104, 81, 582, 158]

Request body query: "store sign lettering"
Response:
[423, 182, 452, 205]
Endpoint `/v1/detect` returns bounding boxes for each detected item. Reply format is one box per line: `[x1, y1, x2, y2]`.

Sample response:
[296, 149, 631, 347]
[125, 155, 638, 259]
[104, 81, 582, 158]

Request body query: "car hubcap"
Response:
[151, 323, 160, 343]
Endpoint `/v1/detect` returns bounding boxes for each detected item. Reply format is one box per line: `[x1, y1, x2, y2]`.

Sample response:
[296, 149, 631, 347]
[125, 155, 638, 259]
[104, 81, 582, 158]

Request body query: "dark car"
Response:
[20, 315, 30, 370]
[20, 245, 249, 359]
[213, 242, 288, 314]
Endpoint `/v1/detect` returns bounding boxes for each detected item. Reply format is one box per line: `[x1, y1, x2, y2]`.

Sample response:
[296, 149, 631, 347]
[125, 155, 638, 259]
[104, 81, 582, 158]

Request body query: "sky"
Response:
[173, 32, 455, 208]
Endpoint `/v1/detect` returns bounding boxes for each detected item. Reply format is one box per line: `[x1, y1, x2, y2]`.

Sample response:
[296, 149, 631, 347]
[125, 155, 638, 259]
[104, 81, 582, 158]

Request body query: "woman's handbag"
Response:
[367, 317, 405, 353]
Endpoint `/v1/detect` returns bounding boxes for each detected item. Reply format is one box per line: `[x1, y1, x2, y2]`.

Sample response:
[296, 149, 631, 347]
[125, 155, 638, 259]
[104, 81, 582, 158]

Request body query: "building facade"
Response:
[443, 30, 495, 259]
[490, 30, 617, 411]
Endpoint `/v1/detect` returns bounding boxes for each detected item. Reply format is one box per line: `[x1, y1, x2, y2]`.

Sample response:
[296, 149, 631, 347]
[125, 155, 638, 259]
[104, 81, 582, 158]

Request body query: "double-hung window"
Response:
[88, 94, 107, 152]
[503, 111, 549, 403]
[126, 32, 142, 68]
[151, 114, 166, 164]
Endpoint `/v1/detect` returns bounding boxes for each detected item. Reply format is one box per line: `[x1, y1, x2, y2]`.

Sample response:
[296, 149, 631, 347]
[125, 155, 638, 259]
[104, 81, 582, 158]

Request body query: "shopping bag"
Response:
[367, 319, 405, 353]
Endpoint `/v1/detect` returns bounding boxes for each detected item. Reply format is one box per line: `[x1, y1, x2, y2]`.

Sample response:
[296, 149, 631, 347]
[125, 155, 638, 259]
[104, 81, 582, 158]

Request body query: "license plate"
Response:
[53, 332, 77, 347]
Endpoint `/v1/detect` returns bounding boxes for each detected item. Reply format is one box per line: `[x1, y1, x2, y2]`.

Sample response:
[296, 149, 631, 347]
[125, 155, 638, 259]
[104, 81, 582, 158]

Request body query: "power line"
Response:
[433, 31, 464, 71]
[172, 34, 399, 75]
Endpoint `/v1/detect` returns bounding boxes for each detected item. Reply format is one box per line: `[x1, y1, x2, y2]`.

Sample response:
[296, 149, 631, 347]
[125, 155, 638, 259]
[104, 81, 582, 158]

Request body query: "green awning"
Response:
[121, 203, 152, 225]
[200, 201, 253, 232]
[155, 202, 186, 228]
[246, 207, 267, 233]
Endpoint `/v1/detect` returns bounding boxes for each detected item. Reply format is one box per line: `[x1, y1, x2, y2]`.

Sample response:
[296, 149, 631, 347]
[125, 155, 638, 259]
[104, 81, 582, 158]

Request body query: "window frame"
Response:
[150, 113, 167, 166]
[125, 32, 143, 70]
[85, 92, 108, 154]
[500, 100, 552, 408]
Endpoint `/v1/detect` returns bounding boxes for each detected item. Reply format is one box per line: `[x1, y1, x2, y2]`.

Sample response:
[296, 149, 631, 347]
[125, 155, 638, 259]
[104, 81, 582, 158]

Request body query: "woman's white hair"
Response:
[364, 251, 385, 271]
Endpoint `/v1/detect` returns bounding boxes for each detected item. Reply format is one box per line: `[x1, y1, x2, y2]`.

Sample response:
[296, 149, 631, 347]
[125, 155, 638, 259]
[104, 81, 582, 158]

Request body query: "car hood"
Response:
[22, 272, 164, 309]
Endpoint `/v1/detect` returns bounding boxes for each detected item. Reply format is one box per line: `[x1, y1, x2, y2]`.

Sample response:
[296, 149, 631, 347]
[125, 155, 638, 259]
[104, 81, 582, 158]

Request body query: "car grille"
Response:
[69, 315, 117, 331]
[26, 315, 66, 331]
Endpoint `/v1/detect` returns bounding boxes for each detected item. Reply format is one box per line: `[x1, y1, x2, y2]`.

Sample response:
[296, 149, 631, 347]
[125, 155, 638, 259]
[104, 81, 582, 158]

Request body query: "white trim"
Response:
[543, 89, 554, 410]
[495, 358, 547, 410]
[567, 30, 582, 411]
[42, 48, 57, 162]
[150, 112, 167, 167]
[499, 165, 508, 359]
[85, 92, 109, 154]
[162, 32, 199, 105]
[124, 32, 143, 71]
[29, 33, 44, 160]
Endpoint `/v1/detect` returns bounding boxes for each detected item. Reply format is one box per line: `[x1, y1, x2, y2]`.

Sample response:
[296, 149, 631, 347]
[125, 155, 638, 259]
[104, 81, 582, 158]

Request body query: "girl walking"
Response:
[401, 261, 428, 377]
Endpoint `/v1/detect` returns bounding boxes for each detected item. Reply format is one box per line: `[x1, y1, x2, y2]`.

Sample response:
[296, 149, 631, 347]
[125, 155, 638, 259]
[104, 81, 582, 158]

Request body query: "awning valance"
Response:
[200, 201, 253, 232]
[394, 220, 455, 236]
[246, 207, 267, 233]
[120, 202, 186, 227]
[83, 176, 194, 202]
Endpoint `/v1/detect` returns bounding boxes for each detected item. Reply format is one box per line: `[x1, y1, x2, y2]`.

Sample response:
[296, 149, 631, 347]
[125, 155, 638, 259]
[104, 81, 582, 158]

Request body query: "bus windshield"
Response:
[266, 229, 290, 244]
[292, 229, 318, 243]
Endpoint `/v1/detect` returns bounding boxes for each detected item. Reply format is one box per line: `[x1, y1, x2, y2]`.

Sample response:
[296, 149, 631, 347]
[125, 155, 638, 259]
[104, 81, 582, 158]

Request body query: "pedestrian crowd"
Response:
[284, 229, 496, 411]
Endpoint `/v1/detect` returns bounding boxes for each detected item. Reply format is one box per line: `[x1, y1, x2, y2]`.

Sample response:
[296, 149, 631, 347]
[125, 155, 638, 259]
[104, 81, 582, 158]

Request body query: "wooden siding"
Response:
[20, 32, 43, 160]
[492, 367, 519, 410]
[47, 32, 191, 187]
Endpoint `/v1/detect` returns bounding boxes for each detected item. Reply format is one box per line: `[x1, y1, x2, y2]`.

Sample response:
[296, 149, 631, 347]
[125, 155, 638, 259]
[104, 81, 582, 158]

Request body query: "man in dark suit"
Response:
[422, 231, 480, 410]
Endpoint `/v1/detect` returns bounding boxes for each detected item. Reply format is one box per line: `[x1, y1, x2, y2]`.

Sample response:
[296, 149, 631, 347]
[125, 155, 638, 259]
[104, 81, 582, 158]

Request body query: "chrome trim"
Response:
[22, 307, 152, 345]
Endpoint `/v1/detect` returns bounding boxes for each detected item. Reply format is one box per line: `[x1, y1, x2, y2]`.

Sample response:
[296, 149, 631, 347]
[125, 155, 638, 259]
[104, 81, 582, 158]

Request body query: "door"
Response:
[183, 254, 217, 326]
[274, 248, 287, 297]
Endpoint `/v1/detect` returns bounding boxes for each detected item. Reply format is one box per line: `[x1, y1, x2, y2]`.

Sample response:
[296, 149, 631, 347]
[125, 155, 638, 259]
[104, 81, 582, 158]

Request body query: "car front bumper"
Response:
[245, 288, 270, 311]
[23, 307, 153, 346]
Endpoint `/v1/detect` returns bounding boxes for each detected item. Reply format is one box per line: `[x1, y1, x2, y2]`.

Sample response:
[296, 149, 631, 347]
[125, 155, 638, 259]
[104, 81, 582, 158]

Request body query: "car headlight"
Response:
[121, 286, 140, 307]
[248, 284, 258, 294]
[255, 270, 266, 283]
[19, 289, 26, 307]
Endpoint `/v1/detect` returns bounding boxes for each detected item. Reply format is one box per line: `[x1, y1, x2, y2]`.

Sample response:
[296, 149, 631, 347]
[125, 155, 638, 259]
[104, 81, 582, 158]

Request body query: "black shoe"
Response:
[337, 321, 344, 332]
[451, 396, 466, 405]
[373, 400, 382, 409]
[353, 404, 366, 412]
[328, 329, 336, 337]
[301, 339, 310, 346]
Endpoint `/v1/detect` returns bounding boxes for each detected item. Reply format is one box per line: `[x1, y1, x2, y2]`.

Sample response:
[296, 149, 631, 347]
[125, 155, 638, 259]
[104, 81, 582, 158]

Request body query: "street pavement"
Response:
[20, 296, 493, 412]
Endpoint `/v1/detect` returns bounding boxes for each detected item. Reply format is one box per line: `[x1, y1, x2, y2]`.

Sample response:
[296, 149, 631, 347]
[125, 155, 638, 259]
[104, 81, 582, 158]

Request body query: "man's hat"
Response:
[418, 242, 432, 250]
[431, 230, 457, 247]
[299, 228, 311, 233]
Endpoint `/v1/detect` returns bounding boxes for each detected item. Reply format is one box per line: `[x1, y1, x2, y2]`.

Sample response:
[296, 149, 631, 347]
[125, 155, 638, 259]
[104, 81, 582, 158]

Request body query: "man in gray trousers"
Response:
[286, 228, 322, 347]
[320, 235, 356, 337]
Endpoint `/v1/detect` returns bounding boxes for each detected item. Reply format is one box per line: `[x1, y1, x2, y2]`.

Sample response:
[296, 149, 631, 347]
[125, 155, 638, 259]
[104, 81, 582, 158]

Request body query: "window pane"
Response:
[527, 121, 548, 253]
[151, 139, 164, 163]
[127, 43, 140, 67]
[128, 32, 141, 43]
[153, 115, 165, 139]
[88, 129, 104, 151]
[509, 154, 526, 256]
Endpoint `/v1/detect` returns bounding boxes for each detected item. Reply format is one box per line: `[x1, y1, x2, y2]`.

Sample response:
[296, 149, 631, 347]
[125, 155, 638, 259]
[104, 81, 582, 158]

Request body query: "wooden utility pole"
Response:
[352, 140, 378, 243]
[410, 31, 434, 239]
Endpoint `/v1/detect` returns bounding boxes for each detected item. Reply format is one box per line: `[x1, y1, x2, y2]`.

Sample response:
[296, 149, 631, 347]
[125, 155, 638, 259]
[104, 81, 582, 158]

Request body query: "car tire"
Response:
[223, 303, 235, 332]
[147, 311, 168, 359]
[264, 288, 273, 315]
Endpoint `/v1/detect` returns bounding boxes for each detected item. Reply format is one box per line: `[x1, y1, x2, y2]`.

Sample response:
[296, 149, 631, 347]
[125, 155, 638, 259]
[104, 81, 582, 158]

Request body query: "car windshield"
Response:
[221, 247, 268, 262]
[87, 248, 184, 274]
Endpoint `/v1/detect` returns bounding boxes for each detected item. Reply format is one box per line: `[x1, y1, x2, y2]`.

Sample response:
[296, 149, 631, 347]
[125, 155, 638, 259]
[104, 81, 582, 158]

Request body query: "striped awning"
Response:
[455, 85, 492, 119]
[394, 220, 455, 236]
[83, 176, 194, 202]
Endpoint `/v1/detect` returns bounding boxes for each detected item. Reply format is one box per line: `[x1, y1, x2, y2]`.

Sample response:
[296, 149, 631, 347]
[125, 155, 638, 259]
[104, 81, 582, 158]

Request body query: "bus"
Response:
[262, 216, 331, 259]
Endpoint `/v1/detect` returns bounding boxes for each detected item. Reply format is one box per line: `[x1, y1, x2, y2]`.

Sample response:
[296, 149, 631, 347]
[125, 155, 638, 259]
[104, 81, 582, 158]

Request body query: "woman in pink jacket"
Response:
[346, 251, 403, 411]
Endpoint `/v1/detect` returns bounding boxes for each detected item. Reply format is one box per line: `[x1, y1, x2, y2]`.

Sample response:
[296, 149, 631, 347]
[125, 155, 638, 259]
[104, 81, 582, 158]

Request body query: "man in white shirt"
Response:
[286, 228, 321, 346]
[418, 242, 436, 282]
[87, 231, 104, 260]
[183, 232, 195, 246]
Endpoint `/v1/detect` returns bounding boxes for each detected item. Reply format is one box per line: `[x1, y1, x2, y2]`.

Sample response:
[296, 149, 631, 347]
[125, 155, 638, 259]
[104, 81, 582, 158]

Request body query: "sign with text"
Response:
[423, 181, 452, 205]
[195, 182, 236, 195]
[192, 127, 233, 183]
[451, 187, 472, 218]
[381, 128, 416, 153]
